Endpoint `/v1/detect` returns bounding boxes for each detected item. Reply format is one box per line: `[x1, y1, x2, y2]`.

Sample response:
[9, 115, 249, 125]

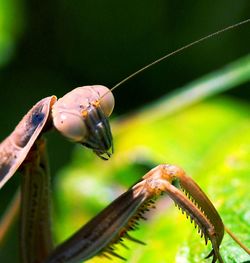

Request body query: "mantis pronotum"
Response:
[0, 18, 250, 263]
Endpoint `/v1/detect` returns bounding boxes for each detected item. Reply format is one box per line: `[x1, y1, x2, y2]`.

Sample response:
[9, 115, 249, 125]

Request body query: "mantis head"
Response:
[52, 85, 115, 160]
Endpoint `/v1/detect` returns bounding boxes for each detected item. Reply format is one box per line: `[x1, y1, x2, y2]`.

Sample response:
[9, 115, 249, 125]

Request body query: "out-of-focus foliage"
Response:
[0, 0, 24, 66]
[53, 59, 250, 262]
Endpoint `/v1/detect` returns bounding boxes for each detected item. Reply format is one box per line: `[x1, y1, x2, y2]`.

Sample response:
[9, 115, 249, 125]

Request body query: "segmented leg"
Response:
[45, 164, 224, 263]
[20, 137, 53, 263]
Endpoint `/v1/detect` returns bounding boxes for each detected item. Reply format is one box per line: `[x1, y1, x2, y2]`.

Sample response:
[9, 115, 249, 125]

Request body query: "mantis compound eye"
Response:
[52, 85, 114, 159]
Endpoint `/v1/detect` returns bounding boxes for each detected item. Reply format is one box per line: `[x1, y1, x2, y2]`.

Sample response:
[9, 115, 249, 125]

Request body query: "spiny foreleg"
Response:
[45, 164, 224, 263]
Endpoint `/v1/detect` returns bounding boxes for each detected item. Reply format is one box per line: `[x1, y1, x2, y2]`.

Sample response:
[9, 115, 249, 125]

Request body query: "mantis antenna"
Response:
[101, 18, 250, 99]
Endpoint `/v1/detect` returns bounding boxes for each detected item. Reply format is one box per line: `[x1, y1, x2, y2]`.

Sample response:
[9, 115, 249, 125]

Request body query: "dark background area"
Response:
[0, 1, 250, 217]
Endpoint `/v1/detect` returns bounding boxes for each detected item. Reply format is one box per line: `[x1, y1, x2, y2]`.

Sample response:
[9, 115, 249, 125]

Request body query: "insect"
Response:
[0, 19, 250, 263]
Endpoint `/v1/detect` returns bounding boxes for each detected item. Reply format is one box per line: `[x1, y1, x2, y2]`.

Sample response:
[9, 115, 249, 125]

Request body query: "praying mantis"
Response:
[0, 18, 250, 263]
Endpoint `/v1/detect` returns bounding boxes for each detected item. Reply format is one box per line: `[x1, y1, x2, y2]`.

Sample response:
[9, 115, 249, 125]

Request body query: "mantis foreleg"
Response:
[45, 164, 225, 263]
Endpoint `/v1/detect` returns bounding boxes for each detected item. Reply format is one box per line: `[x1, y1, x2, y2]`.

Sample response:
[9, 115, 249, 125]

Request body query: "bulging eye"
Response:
[51, 85, 114, 156]
[52, 111, 88, 142]
[92, 85, 115, 117]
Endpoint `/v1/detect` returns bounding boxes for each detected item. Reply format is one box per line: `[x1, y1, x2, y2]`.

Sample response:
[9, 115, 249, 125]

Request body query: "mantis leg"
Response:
[20, 137, 53, 263]
[45, 164, 225, 263]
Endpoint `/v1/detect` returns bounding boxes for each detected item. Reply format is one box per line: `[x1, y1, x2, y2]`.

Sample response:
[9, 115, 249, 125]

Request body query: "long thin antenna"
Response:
[101, 18, 250, 99]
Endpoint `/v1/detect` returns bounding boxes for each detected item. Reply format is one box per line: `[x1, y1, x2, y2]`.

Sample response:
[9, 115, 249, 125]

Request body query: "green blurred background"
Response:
[0, 1, 250, 262]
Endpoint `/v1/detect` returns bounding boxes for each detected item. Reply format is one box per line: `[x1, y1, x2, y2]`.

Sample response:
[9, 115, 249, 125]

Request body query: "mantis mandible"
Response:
[0, 19, 250, 263]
